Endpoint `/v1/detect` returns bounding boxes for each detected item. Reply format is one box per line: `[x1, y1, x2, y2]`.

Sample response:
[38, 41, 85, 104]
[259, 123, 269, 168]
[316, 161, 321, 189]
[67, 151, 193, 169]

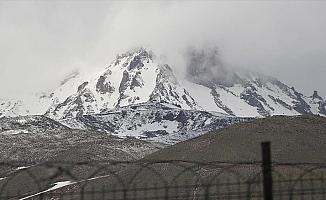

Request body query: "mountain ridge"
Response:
[1, 47, 325, 119]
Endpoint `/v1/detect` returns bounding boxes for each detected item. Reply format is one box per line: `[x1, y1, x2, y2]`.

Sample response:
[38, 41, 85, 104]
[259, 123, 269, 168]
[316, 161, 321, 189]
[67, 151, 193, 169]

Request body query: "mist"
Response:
[0, 1, 326, 98]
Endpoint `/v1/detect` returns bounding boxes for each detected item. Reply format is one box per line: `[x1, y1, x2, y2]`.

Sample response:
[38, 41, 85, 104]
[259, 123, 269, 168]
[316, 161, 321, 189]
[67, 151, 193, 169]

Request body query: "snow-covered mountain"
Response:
[1, 47, 325, 144]
[0, 103, 251, 144]
[1, 47, 325, 119]
[45, 48, 199, 119]
[46, 47, 325, 118]
[58, 102, 251, 144]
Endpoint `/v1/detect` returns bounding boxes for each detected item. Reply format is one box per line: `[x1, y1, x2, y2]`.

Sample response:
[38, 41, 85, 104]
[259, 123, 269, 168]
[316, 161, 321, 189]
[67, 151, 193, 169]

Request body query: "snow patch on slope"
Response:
[19, 181, 75, 200]
[181, 80, 227, 114]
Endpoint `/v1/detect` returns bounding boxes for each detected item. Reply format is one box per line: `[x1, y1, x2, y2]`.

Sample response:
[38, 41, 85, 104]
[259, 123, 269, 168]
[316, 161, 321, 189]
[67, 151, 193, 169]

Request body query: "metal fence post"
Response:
[262, 142, 273, 200]
[81, 187, 84, 200]
[204, 183, 210, 200]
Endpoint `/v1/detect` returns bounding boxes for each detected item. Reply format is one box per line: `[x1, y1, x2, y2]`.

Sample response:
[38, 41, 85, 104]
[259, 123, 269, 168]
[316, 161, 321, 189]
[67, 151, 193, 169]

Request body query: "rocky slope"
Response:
[0, 115, 163, 162]
[0, 105, 252, 145]
[1, 47, 325, 119]
[59, 102, 251, 144]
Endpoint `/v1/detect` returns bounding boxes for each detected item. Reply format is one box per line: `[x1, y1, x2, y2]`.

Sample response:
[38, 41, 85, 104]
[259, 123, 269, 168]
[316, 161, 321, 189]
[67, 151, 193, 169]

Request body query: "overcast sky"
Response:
[0, 1, 325, 98]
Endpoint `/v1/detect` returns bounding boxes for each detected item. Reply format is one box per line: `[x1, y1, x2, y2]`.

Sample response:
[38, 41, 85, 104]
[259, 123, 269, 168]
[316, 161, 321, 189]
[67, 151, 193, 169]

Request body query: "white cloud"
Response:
[0, 1, 325, 98]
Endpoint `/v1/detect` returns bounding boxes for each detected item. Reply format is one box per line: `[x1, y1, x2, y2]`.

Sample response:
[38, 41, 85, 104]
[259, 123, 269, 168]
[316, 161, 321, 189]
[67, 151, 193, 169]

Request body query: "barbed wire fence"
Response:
[0, 142, 325, 200]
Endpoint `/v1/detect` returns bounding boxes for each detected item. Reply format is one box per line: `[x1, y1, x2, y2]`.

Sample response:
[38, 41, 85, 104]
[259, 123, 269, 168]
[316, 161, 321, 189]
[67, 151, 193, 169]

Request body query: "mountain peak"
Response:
[312, 90, 323, 101]
[111, 47, 154, 72]
[116, 47, 153, 60]
[1, 47, 325, 119]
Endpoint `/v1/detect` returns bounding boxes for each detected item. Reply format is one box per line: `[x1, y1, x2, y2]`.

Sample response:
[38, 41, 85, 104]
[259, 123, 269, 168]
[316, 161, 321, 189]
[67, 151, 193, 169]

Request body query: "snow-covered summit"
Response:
[45, 48, 199, 119]
[1, 47, 325, 118]
[304, 91, 326, 116]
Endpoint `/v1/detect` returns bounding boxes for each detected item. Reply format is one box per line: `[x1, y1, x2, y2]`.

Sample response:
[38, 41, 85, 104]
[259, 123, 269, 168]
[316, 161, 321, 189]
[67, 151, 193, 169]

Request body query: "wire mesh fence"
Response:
[0, 160, 326, 200]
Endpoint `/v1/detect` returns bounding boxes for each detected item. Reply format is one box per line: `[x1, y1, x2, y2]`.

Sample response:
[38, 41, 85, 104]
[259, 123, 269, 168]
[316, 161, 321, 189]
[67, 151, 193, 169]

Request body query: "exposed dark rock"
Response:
[244, 84, 274, 112]
[96, 75, 115, 94]
[292, 90, 311, 114]
[270, 79, 297, 99]
[268, 95, 292, 110]
[119, 71, 130, 94]
[149, 65, 198, 109]
[319, 102, 326, 115]
[211, 88, 235, 115]
[121, 110, 128, 118]
[240, 88, 270, 117]
[83, 91, 95, 103]
[267, 79, 313, 115]
[130, 72, 144, 90]
[75, 115, 116, 133]
[142, 130, 169, 138]
[129, 55, 144, 70]
[175, 110, 188, 124]
[163, 112, 175, 121]
[116, 70, 131, 106]
[312, 91, 323, 101]
[77, 82, 89, 92]
[50, 88, 98, 118]
[154, 112, 163, 122]
[183, 89, 198, 108]
[0, 115, 70, 133]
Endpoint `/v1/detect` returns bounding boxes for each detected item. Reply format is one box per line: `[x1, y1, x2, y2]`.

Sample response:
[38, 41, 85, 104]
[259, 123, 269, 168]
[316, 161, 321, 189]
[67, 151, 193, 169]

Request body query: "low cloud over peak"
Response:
[0, 1, 325, 98]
